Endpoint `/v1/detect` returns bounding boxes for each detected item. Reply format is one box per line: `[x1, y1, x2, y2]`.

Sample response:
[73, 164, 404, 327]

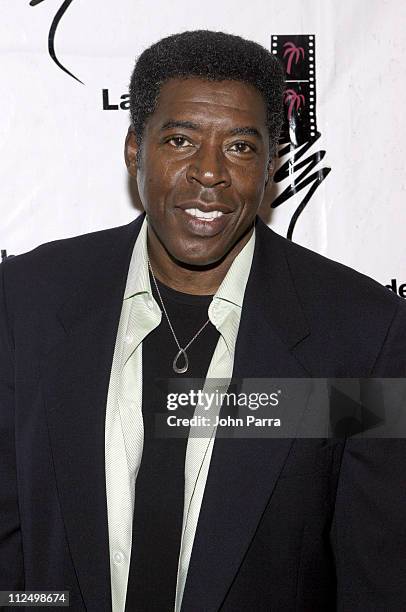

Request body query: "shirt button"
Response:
[113, 551, 124, 564]
[147, 299, 153, 310]
[125, 333, 134, 344]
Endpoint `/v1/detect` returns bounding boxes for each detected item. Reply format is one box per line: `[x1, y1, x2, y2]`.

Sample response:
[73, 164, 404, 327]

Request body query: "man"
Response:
[1, 30, 406, 612]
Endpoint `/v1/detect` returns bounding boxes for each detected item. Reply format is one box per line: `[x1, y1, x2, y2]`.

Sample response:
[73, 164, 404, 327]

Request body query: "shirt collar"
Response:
[123, 214, 256, 307]
[124, 216, 151, 300]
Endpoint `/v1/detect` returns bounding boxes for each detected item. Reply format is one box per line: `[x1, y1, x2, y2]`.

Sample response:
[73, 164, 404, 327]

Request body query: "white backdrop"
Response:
[1, 0, 405, 297]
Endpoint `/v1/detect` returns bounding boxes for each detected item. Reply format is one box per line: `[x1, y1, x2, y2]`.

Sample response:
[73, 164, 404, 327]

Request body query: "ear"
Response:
[264, 158, 275, 189]
[124, 126, 139, 177]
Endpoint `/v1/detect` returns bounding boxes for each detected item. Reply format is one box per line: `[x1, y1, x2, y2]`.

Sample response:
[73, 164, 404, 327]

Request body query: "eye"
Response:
[166, 136, 193, 148]
[228, 141, 256, 154]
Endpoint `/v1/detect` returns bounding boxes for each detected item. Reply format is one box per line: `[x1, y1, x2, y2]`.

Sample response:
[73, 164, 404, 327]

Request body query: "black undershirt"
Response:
[124, 275, 220, 611]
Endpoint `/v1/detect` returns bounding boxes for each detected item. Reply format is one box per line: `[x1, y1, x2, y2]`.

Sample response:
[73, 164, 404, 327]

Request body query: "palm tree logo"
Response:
[283, 42, 305, 75]
[283, 89, 305, 121]
[28, 0, 82, 83]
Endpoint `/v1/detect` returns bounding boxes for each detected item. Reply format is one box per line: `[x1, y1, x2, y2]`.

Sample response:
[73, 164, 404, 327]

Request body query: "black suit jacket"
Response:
[1, 214, 406, 611]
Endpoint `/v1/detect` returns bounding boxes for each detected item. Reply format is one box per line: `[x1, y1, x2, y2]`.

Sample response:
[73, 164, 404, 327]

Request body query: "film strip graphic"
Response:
[271, 34, 331, 240]
[271, 34, 317, 143]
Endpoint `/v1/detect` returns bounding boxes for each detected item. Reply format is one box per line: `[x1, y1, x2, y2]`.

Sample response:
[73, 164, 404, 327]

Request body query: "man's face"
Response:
[126, 77, 273, 267]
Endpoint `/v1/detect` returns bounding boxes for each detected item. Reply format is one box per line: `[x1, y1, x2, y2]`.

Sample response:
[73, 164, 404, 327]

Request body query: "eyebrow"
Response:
[228, 126, 262, 138]
[160, 120, 262, 139]
[160, 120, 199, 131]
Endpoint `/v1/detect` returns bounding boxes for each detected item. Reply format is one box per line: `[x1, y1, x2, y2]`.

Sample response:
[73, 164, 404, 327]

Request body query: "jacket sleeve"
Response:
[331, 299, 406, 610]
[0, 261, 24, 589]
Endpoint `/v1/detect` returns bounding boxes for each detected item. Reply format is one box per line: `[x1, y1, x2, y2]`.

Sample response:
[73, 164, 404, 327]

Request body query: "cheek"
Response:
[234, 172, 266, 207]
[232, 161, 267, 190]
[137, 173, 162, 210]
[140, 160, 184, 205]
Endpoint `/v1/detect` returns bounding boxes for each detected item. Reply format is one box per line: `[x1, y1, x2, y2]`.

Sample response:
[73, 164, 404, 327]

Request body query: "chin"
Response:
[175, 253, 220, 269]
[171, 244, 225, 269]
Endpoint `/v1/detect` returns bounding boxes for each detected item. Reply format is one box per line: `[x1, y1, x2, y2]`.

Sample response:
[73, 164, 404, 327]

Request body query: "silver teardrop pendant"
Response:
[173, 348, 189, 374]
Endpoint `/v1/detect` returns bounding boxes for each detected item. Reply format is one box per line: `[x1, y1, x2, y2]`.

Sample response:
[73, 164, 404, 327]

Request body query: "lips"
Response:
[176, 201, 234, 214]
[175, 205, 233, 237]
[183, 208, 224, 221]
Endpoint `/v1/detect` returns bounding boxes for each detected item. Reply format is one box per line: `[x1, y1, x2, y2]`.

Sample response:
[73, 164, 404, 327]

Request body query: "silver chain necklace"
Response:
[147, 258, 211, 374]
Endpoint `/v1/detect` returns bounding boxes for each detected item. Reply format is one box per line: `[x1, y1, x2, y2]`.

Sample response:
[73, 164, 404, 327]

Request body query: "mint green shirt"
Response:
[105, 216, 256, 612]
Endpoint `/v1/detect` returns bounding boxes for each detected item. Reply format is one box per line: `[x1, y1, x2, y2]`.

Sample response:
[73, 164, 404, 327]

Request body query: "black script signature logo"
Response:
[273, 132, 331, 239]
[29, 0, 83, 84]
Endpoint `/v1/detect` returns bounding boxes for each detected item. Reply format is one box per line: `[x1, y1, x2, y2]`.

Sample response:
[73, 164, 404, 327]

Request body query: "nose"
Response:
[186, 144, 231, 189]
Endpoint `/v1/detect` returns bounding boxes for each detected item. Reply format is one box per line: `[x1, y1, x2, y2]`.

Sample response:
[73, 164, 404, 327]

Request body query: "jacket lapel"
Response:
[41, 215, 144, 611]
[181, 218, 311, 612]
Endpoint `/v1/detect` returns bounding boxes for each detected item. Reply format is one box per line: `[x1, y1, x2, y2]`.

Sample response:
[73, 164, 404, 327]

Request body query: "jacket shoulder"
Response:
[5, 219, 137, 272]
[260, 224, 405, 375]
[271, 228, 401, 313]
[1, 217, 142, 308]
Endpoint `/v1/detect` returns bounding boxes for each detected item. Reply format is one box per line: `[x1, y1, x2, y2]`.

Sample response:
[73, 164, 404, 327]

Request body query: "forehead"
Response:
[148, 77, 268, 131]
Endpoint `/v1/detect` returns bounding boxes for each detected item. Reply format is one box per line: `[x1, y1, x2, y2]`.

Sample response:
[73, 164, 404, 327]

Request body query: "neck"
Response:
[147, 225, 254, 295]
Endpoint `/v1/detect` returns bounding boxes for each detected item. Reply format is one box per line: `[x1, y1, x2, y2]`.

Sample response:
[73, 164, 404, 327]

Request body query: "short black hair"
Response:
[129, 30, 285, 158]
